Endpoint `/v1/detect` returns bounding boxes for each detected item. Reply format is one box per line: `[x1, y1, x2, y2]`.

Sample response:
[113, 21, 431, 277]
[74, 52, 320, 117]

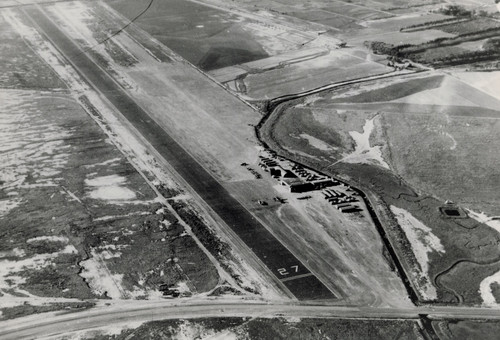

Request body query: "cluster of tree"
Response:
[366, 26, 500, 67]
[364, 41, 413, 56]
[400, 17, 470, 32]
[391, 26, 500, 55]
[437, 4, 490, 18]
[429, 49, 500, 67]
[438, 4, 474, 17]
[483, 37, 500, 50]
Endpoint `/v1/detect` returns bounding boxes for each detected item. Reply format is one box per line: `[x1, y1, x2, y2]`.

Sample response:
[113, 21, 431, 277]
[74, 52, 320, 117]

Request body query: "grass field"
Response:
[106, 0, 271, 70]
[436, 260, 500, 305]
[241, 51, 391, 99]
[328, 74, 500, 216]
[290, 10, 361, 30]
[437, 17, 500, 35]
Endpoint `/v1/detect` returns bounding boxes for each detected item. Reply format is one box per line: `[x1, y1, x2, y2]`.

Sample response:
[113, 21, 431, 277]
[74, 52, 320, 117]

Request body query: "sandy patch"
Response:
[390, 205, 445, 300]
[85, 175, 136, 201]
[467, 209, 500, 235]
[79, 249, 125, 299]
[168, 320, 240, 340]
[342, 117, 390, 169]
[47, 2, 137, 88]
[479, 269, 500, 307]
[54, 320, 146, 340]
[299, 133, 337, 151]
[27, 236, 69, 243]
[444, 132, 457, 150]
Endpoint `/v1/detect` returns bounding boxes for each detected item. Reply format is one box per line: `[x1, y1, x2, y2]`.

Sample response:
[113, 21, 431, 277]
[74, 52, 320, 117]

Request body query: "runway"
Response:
[22, 5, 336, 301]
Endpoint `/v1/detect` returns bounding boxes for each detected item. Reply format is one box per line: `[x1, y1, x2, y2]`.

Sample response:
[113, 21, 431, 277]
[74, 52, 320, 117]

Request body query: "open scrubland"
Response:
[260, 71, 500, 305]
[66, 317, 426, 340]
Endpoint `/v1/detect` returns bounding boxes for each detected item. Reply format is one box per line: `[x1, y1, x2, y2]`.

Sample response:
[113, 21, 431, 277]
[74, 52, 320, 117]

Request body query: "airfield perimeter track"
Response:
[22, 5, 336, 301]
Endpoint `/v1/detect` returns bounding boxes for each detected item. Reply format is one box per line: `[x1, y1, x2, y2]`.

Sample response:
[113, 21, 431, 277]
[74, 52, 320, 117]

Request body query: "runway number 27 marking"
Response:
[277, 265, 299, 276]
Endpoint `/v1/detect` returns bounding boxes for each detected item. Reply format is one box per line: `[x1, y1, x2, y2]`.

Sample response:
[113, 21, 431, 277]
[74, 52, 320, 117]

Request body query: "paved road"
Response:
[22, 5, 335, 301]
[1, 299, 500, 339]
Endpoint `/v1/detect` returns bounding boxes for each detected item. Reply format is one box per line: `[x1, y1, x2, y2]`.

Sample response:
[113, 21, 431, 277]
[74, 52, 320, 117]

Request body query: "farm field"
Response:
[260, 71, 500, 304]
[436, 17, 500, 35]
[235, 50, 392, 100]
[106, 0, 313, 71]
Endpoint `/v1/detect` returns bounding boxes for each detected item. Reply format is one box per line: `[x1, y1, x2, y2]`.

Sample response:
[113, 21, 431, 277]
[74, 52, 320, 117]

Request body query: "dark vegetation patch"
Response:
[20, 254, 95, 299]
[436, 17, 500, 35]
[168, 200, 231, 261]
[270, 105, 349, 159]
[366, 15, 500, 67]
[198, 47, 268, 72]
[96, 205, 219, 294]
[0, 302, 95, 320]
[246, 318, 423, 340]
[86, 318, 246, 339]
[400, 17, 472, 32]
[436, 4, 477, 18]
[208, 285, 243, 297]
[24, 240, 67, 256]
[492, 282, 500, 302]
